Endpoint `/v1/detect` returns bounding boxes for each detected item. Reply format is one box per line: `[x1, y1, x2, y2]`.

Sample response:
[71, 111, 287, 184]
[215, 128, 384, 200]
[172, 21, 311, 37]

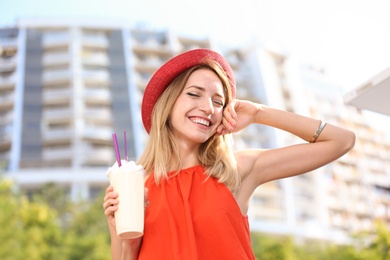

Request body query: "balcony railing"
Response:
[0, 111, 13, 125]
[0, 56, 17, 73]
[83, 108, 112, 124]
[42, 108, 72, 122]
[42, 128, 73, 144]
[84, 108, 111, 118]
[0, 131, 12, 150]
[42, 33, 70, 49]
[42, 52, 71, 67]
[42, 70, 72, 85]
[81, 147, 114, 165]
[0, 73, 16, 88]
[84, 89, 111, 104]
[0, 93, 14, 109]
[83, 126, 113, 144]
[82, 70, 109, 85]
[82, 36, 108, 50]
[82, 53, 109, 67]
[0, 38, 18, 50]
[42, 147, 72, 160]
[42, 89, 72, 105]
[0, 150, 10, 161]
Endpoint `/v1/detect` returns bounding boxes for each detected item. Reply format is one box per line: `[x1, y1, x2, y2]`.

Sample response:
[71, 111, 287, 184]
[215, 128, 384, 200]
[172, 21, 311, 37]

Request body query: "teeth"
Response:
[193, 118, 210, 126]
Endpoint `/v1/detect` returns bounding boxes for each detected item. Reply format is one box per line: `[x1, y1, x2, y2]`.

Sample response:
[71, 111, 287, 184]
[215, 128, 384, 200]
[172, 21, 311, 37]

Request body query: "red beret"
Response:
[141, 48, 236, 133]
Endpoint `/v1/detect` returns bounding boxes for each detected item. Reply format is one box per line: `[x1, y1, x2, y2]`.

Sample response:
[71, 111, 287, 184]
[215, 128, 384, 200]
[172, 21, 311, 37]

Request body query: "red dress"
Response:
[139, 165, 255, 260]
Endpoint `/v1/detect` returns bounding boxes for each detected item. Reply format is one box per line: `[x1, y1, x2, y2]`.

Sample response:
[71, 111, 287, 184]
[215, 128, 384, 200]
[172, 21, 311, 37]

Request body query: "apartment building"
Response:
[0, 18, 264, 200]
[1, 18, 389, 243]
[0, 18, 224, 200]
[238, 46, 390, 243]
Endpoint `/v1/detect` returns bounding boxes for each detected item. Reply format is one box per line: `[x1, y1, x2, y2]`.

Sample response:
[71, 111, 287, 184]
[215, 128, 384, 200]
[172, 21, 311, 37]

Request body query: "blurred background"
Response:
[1, 0, 390, 259]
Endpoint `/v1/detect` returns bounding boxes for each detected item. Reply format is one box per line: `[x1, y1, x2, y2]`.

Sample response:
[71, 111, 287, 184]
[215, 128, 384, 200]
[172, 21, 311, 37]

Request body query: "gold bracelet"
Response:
[309, 120, 327, 143]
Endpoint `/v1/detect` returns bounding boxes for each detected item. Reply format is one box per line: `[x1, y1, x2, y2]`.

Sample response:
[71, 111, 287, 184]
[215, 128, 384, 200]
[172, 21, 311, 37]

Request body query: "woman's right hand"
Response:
[103, 186, 119, 229]
[103, 186, 150, 231]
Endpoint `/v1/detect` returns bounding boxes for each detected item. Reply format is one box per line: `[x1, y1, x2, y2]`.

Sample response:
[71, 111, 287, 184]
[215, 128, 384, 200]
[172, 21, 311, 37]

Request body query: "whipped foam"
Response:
[106, 160, 145, 179]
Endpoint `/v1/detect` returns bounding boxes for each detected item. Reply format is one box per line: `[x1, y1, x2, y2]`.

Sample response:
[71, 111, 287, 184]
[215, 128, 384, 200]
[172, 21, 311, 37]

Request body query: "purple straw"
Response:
[124, 131, 128, 161]
[112, 133, 121, 167]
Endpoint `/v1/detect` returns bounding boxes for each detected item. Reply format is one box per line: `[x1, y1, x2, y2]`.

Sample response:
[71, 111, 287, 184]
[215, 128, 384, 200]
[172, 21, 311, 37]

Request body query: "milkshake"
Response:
[106, 160, 145, 239]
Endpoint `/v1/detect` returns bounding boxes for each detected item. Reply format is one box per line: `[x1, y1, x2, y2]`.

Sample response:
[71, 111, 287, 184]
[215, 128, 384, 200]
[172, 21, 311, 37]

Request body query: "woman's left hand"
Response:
[216, 99, 261, 136]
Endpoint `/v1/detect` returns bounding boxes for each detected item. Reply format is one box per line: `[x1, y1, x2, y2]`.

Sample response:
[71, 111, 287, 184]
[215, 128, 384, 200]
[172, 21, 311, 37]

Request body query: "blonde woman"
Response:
[103, 49, 355, 259]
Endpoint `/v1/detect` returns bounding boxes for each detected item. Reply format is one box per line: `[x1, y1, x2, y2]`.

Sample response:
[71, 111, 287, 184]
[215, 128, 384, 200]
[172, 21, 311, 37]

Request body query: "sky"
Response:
[1, 0, 390, 126]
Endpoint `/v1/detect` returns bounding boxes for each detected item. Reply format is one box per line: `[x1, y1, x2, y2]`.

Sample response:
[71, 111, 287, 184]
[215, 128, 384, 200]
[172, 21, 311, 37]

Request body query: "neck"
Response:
[170, 142, 201, 170]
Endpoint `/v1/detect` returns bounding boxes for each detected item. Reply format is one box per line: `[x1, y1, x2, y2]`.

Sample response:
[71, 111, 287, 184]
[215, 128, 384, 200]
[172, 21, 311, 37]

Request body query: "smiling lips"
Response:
[190, 117, 211, 127]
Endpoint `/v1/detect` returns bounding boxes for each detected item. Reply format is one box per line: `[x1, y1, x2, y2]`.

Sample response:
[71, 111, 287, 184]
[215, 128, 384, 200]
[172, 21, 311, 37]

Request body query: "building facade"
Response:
[238, 46, 390, 243]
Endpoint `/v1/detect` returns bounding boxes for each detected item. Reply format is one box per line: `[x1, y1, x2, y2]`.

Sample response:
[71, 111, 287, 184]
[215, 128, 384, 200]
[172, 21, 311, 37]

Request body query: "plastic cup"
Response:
[109, 165, 144, 239]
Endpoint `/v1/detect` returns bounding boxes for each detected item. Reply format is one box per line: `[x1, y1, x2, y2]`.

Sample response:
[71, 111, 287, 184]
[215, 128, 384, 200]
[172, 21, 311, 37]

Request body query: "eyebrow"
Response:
[187, 85, 225, 99]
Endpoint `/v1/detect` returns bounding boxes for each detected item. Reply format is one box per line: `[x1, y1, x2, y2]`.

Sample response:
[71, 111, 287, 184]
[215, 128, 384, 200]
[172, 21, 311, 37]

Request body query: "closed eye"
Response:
[213, 100, 224, 107]
[187, 92, 200, 97]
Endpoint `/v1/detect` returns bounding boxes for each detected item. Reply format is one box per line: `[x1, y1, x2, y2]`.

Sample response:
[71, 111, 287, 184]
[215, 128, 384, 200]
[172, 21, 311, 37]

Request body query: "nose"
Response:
[200, 98, 214, 115]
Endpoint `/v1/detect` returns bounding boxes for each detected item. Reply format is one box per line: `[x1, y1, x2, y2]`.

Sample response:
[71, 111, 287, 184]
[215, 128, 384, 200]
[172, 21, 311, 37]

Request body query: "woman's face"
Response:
[170, 68, 225, 145]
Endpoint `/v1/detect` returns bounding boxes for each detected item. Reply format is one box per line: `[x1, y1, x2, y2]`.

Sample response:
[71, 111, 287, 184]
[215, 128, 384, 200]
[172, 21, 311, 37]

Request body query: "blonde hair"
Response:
[137, 59, 240, 191]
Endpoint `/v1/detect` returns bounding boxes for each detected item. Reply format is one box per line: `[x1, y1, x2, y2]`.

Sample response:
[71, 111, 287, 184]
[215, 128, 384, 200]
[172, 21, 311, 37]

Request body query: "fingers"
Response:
[103, 186, 118, 217]
[221, 100, 237, 133]
[103, 186, 151, 216]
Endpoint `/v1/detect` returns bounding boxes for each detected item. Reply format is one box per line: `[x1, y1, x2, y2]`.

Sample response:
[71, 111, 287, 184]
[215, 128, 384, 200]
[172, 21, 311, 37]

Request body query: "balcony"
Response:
[42, 108, 72, 123]
[0, 93, 14, 111]
[81, 36, 109, 50]
[252, 206, 285, 221]
[42, 88, 72, 105]
[134, 75, 150, 91]
[132, 36, 171, 53]
[84, 108, 112, 124]
[0, 73, 16, 90]
[0, 38, 17, 49]
[0, 56, 17, 73]
[0, 150, 10, 161]
[177, 36, 210, 49]
[81, 53, 109, 67]
[81, 147, 114, 166]
[253, 182, 283, 197]
[82, 70, 109, 85]
[0, 111, 13, 125]
[42, 128, 73, 145]
[84, 89, 111, 105]
[83, 126, 113, 144]
[42, 33, 70, 49]
[0, 131, 12, 151]
[42, 52, 71, 67]
[133, 56, 163, 74]
[42, 146, 72, 161]
[42, 69, 72, 85]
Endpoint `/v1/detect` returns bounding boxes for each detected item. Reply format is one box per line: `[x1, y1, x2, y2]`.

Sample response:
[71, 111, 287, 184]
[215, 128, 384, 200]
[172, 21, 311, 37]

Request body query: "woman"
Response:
[103, 49, 355, 259]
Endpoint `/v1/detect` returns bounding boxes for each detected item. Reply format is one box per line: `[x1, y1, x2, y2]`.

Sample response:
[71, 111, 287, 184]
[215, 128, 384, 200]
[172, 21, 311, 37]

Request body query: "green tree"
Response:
[251, 232, 300, 260]
[28, 182, 111, 259]
[0, 178, 62, 260]
[30, 182, 72, 227]
[360, 221, 390, 260]
[251, 231, 365, 260]
[60, 192, 111, 260]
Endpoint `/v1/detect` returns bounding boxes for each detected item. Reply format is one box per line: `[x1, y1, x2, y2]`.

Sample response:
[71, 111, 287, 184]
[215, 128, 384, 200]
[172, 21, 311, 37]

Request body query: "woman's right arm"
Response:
[103, 186, 142, 259]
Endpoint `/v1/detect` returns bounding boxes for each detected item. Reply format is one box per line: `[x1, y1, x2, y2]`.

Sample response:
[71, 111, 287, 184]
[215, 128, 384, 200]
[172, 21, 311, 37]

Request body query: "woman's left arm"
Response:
[219, 99, 356, 186]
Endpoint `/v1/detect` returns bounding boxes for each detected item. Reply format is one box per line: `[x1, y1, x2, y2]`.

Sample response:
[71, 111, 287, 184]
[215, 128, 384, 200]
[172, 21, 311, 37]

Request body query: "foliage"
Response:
[60, 196, 111, 260]
[1, 175, 390, 259]
[355, 221, 390, 260]
[251, 232, 300, 260]
[0, 178, 62, 260]
[0, 178, 110, 260]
